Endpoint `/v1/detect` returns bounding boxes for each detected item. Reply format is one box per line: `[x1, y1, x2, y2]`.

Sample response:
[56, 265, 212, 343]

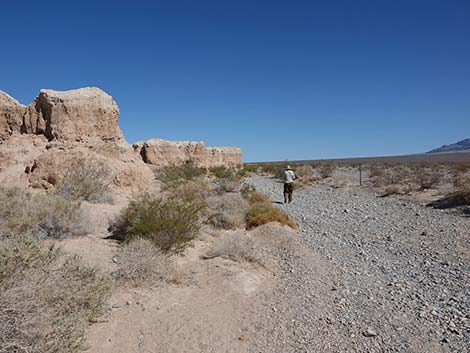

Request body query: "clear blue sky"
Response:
[1, 0, 469, 162]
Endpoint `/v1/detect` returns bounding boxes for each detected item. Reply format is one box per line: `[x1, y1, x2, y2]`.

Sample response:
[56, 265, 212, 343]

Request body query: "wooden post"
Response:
[359, 164, 363, 186]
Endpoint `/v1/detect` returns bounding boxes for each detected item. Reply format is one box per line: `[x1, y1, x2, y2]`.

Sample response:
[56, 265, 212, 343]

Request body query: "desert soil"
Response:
[247, 175, 469, 353]
[65, 174, 469, 353]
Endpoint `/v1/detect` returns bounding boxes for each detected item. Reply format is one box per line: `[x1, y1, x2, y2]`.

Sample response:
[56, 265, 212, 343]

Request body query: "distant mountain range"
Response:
[428, 138, 470, 154]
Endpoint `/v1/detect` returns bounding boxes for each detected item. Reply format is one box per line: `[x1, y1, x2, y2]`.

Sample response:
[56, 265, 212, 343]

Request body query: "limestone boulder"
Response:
[0, 90, 25, 140]
[23, 87, 124, 142]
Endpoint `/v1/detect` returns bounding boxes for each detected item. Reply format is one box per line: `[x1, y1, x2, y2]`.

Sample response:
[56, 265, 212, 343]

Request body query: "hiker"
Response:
[283, 165, 296, 203]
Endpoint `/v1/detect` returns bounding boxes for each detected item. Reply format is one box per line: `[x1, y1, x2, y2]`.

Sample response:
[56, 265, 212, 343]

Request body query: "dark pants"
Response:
[284, 182, 294, 203]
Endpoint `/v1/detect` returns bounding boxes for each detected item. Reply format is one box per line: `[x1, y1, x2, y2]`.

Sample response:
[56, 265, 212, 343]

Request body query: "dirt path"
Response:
[84, 238, 274, 353]
[248, 176, 469, 353]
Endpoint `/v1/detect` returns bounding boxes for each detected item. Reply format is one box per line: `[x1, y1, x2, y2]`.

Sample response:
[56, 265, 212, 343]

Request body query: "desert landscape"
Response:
[0, 87, 468, 353]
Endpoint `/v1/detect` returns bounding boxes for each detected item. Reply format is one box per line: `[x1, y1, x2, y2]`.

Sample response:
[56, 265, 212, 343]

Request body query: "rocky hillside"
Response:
[0, 87, 242, 193]
[427, 138, 470, 153]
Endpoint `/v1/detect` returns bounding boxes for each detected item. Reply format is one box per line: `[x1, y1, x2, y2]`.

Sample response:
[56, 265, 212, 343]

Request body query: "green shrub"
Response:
[56, 157, 113, 203]
[111, 193, 206, 254]
[0, 236, 112, 353]
[246, 204, 296, 229]
[157, 161, 207, 185]
[0, 188, 83, 238]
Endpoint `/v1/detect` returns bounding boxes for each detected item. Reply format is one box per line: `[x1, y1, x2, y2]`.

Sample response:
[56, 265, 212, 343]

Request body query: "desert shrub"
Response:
[247, 192, 271, 205]
[246, 204, 296, 229]
[157, 161, 206, 185]
[111, 193, 206, 254]
[209, 165, 235, 179]
[219, 177, 240, 193]
[318, 163, 336, 178]
[0, 188, 83, 238]
[414, 169, 442, 190]
[114, 238, 177, 287]
[236, 165, 256, 178]
[451, 175, 470, 205]
[0, 236, 111, 353]
[205, 193, 249, 230]
[296, 164, 315, 178]
[261, 163, 286, 180]
[56, 157, 113, 203]
[170, 178, 210, 205]
[240, 183, 257, 199]
[202, 233, 264, 266]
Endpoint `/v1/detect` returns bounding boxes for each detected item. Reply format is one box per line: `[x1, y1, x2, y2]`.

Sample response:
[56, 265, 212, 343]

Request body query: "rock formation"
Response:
[23, 87, 124, 142]
[0, 86, 242, 193]
[0, 90, 25, 140]
[134, 139, 242, 169]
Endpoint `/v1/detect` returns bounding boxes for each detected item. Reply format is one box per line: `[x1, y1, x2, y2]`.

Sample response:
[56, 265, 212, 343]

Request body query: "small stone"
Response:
[126, 301, 133, 306]
[363, 328, 378, 337]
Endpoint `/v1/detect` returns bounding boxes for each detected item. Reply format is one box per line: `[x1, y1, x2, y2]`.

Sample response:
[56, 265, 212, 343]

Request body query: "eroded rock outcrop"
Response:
[0, 90, 25, 140]
[23, 87, 124, 142]
[134, 138, 242, 169]
[0, 86, 242, 194]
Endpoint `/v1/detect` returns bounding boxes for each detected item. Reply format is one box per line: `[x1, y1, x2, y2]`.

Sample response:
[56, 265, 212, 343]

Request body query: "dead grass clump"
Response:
[206, 193, 249, 230]
[414, 169, 443, 190]
[219, 177, 240, 193]
[240, 183, 257, 199]
[318, 163, 336, 178]
[111, 193, 206, 254]
[56, 157, 113, 203]
[157, 161, 207, 186]
[296, 164, 315, 178]
[114, 238, 177, 287]
[246, 204, 296, 229]
[247, 192, 271, 205]
[0, 188, 84, 238]
[0, 237, 112, 353]
[202, 233, 264, 266]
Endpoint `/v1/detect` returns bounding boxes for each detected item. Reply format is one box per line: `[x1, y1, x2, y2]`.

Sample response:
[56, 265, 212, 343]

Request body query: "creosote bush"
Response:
[246, 204, 296, 229]
[114, 238, 177, 286]
[111, 193, 206, 254]
[0, 187, 84, 238]
[56, 157, 113, 203]
[0, 236, 112, 353]
[209, 165, 235, 179]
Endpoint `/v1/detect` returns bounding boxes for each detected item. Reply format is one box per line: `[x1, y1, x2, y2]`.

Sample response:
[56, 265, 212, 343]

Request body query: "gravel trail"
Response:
[248, 176, 469, 353]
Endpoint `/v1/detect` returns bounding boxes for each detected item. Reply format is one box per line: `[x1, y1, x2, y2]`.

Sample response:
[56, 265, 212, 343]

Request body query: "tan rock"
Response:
[0, 90, 25, 140]
[134, 138, 242, 169]
[23, 87, 124, 142]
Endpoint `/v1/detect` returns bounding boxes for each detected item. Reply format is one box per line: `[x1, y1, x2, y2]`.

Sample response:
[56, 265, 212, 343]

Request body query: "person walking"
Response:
[283, 165, 296, 203]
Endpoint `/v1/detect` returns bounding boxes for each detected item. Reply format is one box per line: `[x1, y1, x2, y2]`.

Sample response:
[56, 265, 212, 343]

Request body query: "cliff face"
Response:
[0, 87, 242, 192]
[134, 139, 243, 169]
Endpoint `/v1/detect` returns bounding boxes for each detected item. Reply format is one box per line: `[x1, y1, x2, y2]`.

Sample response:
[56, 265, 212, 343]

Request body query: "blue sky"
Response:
[1, 0, 469, 162]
